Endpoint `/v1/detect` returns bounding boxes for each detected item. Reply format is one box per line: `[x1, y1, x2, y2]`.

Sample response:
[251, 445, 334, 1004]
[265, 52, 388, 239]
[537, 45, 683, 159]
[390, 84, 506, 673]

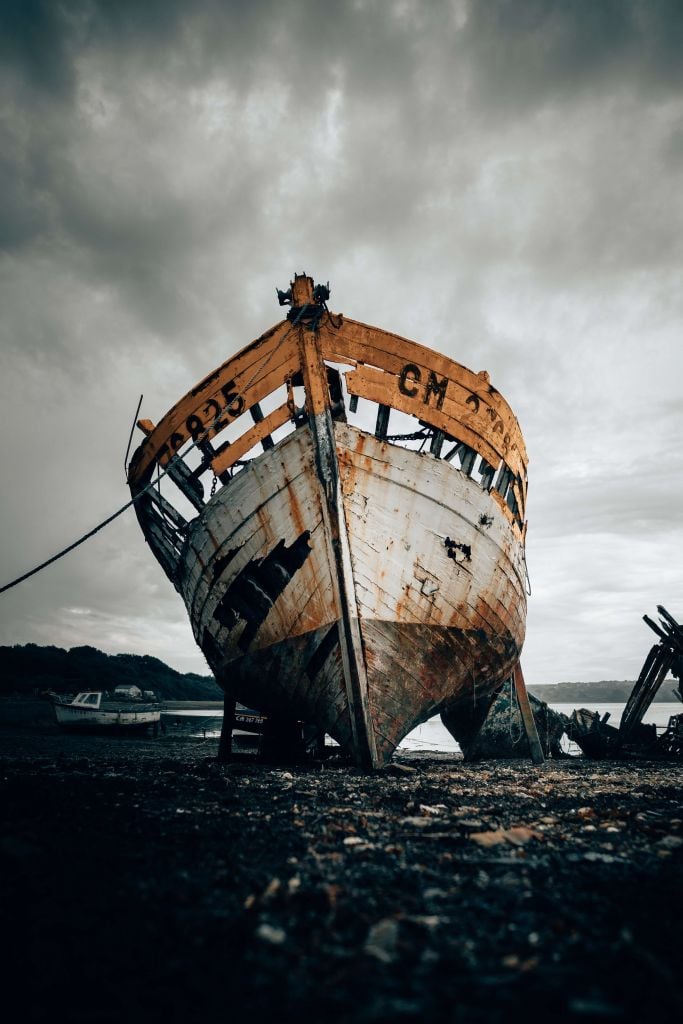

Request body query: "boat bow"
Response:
[128, 274, 529, 766]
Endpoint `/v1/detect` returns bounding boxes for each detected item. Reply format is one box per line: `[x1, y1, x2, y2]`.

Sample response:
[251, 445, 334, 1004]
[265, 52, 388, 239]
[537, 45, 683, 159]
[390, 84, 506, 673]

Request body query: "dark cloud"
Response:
[3, 1, 681, 284]
[0, 147, 49, 250]
[1, 0, 681, 683]
[462, 0, 683, 111]
[4, 1, 683, 110]
[0, 0, 78, 98]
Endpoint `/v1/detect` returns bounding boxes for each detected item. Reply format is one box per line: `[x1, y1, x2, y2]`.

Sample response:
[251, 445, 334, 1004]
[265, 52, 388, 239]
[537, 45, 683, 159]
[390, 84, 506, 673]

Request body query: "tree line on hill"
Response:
[2, 644, 678, 706]
[529, 680, 677, 704]
[0, 644, 222, 701]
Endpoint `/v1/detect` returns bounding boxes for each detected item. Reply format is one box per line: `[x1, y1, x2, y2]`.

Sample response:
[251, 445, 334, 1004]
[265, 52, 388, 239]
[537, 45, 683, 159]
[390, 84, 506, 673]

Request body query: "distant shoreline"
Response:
[1, 640, 680, 709]
[530, 680, 679, 704]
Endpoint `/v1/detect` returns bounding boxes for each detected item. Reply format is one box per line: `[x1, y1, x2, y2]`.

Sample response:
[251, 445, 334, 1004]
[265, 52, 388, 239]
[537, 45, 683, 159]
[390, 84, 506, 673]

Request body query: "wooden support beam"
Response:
[217, 694, 235, 763]
[620, 645, 673, 743]
[211, 402, 292, 477]
[479, 458, 496, 491]
[657, 606, 683, 642]
[442, 441, 462, 463]
[375, 404, 390, 440]
[513, 663, 545, 764]
[147, 486, 188, 533]
[137, 417, 204, 512]
[166, 457, 205, 512]
[139, 504, 181, 582]
[495, 464, 513, 498]
[458, 445, 477, 476]
[250, 402, 274, 450]
[430, 429, 444, 458]
[643, 615, 669, 643]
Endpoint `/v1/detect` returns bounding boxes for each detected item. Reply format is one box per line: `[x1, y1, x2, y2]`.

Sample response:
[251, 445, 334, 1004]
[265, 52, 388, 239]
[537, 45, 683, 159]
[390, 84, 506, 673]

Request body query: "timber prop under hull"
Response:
[128, 274, 529, 767]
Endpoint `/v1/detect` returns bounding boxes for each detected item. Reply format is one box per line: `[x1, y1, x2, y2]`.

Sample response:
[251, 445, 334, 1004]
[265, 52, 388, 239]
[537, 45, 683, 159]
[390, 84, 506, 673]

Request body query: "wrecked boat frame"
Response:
[128, 274, 532, 768]
[564, 607, 683, 760]
[620, 606, 683, 745]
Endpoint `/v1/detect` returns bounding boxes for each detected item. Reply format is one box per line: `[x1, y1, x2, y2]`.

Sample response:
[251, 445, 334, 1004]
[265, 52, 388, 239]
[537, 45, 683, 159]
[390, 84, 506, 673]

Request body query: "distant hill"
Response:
[529, 679, 680, 705]
[0, 644, 222, 701]
[3, 645, 679, 707]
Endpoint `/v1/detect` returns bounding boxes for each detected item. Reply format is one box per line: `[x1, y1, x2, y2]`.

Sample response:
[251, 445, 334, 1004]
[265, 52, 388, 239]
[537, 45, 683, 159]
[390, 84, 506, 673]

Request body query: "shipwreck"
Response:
[127, 274, 531, 767]
[566, 607, 683, 760]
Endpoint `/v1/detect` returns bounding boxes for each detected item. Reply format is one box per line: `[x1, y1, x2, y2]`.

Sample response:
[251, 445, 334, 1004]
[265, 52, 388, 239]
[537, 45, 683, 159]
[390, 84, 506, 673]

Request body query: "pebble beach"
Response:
[2, 700, 682, 1023]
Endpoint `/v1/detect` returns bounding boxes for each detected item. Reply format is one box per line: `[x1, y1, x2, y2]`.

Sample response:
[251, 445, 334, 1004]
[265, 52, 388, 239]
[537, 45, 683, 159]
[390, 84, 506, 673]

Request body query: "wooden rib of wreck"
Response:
[461, 684, 567, 761]
[568, 608, 683, 760]
[127, 274, 530, 768]
[566, 708, 622, 760]
[619, 606, 683, 746]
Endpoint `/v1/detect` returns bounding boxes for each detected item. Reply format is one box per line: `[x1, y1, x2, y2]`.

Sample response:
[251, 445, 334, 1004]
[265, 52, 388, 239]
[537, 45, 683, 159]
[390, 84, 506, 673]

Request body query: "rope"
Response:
[324, 304, 343, 330]
[0, 303, 317, 596]
[0, 406, 231, 596]
[235, 302, 311, 402]
[1, 494, 140, 595]
[522, 546, 531, 597]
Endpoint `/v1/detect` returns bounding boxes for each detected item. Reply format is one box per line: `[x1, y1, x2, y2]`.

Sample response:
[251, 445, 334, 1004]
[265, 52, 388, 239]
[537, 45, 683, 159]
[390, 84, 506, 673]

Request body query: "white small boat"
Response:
[53, 691, 160, 730]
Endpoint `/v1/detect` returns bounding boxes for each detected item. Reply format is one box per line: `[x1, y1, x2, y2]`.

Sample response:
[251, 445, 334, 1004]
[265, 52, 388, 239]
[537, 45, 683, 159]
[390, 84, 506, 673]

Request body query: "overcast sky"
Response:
[1, 0, 681, 686]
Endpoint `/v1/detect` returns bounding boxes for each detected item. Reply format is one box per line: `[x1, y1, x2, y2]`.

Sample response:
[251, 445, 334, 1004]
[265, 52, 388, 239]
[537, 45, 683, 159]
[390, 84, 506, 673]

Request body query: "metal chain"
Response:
[385, 428, 432, 443]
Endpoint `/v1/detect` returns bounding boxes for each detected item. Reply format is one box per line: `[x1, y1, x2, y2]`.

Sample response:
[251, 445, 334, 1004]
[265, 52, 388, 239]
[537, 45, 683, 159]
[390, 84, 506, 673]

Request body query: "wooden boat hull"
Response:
[178, 422, 525, 764]
[128, 274, 529, 767]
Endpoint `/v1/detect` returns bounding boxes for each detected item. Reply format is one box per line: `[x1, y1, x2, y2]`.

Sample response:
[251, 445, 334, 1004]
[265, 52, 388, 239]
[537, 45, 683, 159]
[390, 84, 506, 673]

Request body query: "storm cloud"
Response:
[1, 0, 681, 683]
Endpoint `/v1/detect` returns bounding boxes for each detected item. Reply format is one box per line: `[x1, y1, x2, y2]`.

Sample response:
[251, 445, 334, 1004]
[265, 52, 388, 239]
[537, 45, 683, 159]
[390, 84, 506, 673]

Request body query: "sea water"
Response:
[164, 701, 682, 751]
[398, 701, 682, 754]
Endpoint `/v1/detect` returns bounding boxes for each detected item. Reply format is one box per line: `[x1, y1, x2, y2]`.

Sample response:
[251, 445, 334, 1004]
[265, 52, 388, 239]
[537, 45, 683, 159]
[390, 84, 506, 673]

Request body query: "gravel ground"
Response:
[1, 701, 682, 1024]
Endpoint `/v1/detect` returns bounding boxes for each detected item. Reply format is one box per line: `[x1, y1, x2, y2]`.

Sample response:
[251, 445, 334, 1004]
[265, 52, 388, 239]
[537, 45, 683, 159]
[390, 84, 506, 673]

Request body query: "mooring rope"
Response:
[0, 413, 229, 596]
[0, 408, 236, 596]
[0, 303, 319, 597]
[1, 492, 143, 595]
